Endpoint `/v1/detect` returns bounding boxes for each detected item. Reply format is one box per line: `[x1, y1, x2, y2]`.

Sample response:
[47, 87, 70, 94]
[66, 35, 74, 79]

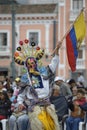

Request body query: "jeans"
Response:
[66, 116, 83, 130]
[9, 114, 30, 130]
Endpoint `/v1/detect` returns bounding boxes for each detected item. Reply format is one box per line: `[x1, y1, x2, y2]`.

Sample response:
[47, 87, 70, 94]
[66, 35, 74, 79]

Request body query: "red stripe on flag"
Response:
[66, 33, 76, 71]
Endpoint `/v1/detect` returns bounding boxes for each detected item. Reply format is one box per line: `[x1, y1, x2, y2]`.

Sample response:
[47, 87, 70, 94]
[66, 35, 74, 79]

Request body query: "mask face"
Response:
[27, 58, 36, 69]
[26, 57, 39, 75]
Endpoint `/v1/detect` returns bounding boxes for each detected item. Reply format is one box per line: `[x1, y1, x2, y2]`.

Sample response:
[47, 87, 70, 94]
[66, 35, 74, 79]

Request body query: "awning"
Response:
[0, 68, 8, 72]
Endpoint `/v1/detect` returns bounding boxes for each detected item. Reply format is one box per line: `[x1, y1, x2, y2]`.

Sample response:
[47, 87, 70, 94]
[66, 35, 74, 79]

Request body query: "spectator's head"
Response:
[77, 89, 85, 100]
[0, 90, 9, 100]
[72, 86, 78, 96]
[52, 84, 60, 96]
[0, 81, 3, 90]
[15, 77, 20, 82]
[54, 76, 64, 86]
[68, 79, 75, 84]
[78, 72, 82, 77]
[0, 81, 7, 92]
[68, 79, 76, 88]
[15, 77, 21, 86]
[77, 81, 84, 89]
[7, 88, 14, 98]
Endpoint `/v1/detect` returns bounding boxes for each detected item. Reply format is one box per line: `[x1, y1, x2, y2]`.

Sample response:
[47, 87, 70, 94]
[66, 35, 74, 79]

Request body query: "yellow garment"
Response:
[28, 105, 60, 130]
[30, 69, 40, 75]
[38, 109, 55, 130]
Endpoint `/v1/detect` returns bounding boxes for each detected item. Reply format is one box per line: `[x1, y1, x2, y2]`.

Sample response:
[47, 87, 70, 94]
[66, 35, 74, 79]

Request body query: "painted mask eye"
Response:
[27, 62, 30, 65]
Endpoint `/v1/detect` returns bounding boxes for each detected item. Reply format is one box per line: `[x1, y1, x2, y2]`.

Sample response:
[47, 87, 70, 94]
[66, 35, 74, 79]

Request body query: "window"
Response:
[78, 49, 83, 59]
[29, 32, 39, 46]
[0, 33, 7, 46]
[0, 32, 7, 51]
[73, 0, 83, 10]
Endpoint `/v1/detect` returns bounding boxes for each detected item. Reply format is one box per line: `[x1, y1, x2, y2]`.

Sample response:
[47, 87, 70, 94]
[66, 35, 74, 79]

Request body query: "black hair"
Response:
[0, 81, 3, 85]
[77, 89, 85, 95]
[0, 91, 10, 100]
[7, 88, 14, 94]
[68, 79, 76, 84]
[25, 57, 36, 66]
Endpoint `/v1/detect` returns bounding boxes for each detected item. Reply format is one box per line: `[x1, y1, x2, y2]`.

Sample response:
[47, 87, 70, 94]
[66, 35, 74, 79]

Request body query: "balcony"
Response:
[28, 0, 58, 4]
[69, 10, 80, 21]
[0, 46, 10, 56]
[76, 59, 85, 69]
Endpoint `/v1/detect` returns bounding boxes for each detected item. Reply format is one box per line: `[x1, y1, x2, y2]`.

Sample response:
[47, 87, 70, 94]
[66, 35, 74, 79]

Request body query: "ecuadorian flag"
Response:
[66, 11, 86, 72]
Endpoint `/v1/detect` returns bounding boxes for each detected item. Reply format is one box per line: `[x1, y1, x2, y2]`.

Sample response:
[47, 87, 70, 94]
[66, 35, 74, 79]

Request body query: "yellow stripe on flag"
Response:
[74, 12, 86, 48]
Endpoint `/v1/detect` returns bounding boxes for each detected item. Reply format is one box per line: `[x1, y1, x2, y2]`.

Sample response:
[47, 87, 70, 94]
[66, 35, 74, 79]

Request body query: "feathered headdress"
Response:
[14, 39, 44, 66]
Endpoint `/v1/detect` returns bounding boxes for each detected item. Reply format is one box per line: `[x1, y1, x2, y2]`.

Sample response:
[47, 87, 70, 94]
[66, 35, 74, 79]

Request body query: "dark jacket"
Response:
[0, 91, 11, 117]
[50, 95, 68, 121]
[79, 102, 87, 111]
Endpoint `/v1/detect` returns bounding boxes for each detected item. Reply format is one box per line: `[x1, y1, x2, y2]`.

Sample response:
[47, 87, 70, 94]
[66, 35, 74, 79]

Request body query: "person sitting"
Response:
[66, 89, 87, 130]
[50, 84, 68, 122]
[7, 88, 15, 102]
[0, 90, 11, 130]
[54, 76, 72, 100]
[9, 80, 30, 130]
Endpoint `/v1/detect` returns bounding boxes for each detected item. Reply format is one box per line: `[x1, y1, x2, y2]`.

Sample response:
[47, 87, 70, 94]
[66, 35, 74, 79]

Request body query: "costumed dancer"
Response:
[13, 39, 61, 130]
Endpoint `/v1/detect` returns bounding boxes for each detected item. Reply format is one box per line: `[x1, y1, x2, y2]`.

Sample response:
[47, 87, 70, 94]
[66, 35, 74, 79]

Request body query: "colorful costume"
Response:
[14, 39, 60, 130]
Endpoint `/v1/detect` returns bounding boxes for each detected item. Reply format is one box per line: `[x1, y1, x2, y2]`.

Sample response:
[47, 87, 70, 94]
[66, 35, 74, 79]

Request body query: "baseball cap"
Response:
[54, 76, 64, 82]
[15, 77, 20, 82]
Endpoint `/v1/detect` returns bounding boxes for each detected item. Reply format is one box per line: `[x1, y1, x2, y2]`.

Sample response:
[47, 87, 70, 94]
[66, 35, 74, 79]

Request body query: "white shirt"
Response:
[17, 55, 59, 105]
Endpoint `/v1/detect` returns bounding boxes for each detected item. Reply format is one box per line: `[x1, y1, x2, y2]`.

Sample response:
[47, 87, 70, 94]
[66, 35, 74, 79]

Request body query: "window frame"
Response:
[71, 0, 85, 11]
[78, 49, 83, 59]
[27, 30, 41, 47]
[0, 30, 10, 53]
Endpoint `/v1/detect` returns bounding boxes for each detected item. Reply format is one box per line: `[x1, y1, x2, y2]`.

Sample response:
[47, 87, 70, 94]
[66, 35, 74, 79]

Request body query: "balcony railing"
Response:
[76, 59, 85, 69]
[0, 46, 9, 51]
[0, 46, 10, 56]
[69, 10, 80, 21]
[28, 0, 57, 4]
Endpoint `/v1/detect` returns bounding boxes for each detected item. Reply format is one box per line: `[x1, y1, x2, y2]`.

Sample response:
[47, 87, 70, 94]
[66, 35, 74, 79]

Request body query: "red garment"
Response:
[75, 97, 86, 105]
[71, 97, 86, 118]
[0, 115, 6, 120]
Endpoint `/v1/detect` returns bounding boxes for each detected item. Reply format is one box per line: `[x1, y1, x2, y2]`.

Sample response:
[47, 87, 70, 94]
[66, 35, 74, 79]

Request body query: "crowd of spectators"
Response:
[0, 73, 87, 130]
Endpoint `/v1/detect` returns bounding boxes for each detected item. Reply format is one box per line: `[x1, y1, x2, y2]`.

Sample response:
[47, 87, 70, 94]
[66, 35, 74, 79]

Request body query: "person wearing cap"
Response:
[14, 77, 21, 88]
[66, 89, 86, 130]
[54, 76, 72, 100]
[15, 77, 20, 82]
[9, 76, 30, 130]
[12, 77, 21, 97]
[50, 84, 68, 123]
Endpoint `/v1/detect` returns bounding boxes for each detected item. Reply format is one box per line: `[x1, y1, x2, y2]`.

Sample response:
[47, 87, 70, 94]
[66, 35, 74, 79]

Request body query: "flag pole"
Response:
[51, 7, 85, 56]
